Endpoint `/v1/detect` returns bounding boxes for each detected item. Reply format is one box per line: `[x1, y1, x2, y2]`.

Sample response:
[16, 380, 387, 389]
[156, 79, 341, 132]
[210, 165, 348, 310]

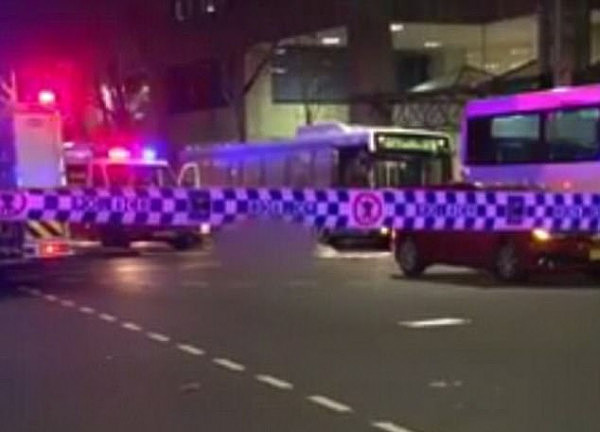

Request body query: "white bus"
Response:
[462, 84, 600, 191]
[179, 122, 453, 248]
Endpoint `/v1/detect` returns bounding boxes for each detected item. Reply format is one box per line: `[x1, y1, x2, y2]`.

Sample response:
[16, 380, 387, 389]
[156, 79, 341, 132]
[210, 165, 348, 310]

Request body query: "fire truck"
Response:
[0, 98, 72, 261]
[64, 142, 204, 250]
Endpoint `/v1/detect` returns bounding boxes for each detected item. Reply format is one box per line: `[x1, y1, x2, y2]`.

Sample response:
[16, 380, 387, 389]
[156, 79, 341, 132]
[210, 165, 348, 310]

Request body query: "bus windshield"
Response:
[372, 154, 450, 187]
[338, 133, 452, 188]
[105, 164, 177, 187]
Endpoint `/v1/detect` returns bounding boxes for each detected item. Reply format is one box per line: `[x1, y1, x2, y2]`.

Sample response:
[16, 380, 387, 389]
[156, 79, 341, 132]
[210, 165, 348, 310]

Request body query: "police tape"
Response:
[1, 187, 600, 232]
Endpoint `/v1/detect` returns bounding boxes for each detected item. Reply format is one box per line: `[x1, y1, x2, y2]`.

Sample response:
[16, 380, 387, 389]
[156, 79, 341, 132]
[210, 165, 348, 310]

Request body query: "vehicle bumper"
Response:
[526, 237, 600, 271]
[321, 228, 391, 248]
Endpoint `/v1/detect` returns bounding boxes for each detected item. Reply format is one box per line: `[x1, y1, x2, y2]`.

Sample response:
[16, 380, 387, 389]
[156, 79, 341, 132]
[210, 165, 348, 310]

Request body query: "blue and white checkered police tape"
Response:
[1, 187, 600, 232]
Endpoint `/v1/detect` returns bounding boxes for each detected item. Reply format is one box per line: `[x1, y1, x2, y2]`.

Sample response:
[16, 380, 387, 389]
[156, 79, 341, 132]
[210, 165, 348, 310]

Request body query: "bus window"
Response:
[242, 157, 261, 187]
[264, 154, 286, 186]
[313, 149, 333, 187]
[289, 151, 312, 187]
[468, 114, 541, 164]
[229, 160, 243, 186]
[546, 108, 600, 162]
[206, 158, 228, 186]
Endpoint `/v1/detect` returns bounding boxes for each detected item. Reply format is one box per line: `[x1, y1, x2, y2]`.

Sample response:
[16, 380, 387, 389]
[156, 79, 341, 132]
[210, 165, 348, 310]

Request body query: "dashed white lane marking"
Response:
[146, 332, 171, 344]
[44, 294, 58, 302]
[99, 313, 118, 323]
[255, 374, 294, 390]
[121, 322, 143, 332]
[213, 357, 246, 372]
[177, 343, 206, 356]
[306, 395, 354, 413]
[79, 306, 96, 315]
[59, 299, 76, 308]
[29, 288, 42, 297]
[398, 317, 471, 329]
[371, 421, 417, 432]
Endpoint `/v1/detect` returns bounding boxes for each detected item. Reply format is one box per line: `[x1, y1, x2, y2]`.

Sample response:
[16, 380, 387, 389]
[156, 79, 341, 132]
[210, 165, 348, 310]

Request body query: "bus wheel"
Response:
[493, 242, 527, 283]
[395, 237, 426, 278]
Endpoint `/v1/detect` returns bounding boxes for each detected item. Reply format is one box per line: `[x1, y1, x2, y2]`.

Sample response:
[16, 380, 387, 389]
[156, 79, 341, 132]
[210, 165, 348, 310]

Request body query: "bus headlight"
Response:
[532, 228, 551, 242]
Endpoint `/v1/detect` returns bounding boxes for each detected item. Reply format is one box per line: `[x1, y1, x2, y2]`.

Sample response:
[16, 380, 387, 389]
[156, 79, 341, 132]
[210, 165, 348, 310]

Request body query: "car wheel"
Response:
[395, 237, 426, 278]
[584, 266, 600, 279]
[100, 230, 131, 249]
[170, 233, 197, 251]
[493, 242, 527, 282]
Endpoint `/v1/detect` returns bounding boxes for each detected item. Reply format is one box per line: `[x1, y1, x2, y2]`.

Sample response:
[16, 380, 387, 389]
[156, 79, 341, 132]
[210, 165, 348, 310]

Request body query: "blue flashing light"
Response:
[142, 148, 157, 161]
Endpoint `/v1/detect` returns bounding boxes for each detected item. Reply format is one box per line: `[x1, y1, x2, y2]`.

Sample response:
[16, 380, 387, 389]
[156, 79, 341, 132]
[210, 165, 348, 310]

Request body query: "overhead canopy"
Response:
[409, 64, 493, 96]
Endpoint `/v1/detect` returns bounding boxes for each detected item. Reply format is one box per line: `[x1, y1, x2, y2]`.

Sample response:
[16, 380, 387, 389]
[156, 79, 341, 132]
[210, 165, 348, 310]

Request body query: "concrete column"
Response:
[538, 0, 590, 86]
[347, 1, 395, 125]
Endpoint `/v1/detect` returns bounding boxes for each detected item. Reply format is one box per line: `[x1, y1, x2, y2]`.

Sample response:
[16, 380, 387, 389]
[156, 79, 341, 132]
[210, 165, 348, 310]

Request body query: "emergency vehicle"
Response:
[64, 143, 203, 250]
[0, 100, 72, 261]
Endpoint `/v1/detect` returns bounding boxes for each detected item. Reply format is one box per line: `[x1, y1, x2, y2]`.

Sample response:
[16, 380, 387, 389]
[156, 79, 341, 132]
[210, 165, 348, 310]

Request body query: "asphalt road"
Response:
[1, 221, 599, 432]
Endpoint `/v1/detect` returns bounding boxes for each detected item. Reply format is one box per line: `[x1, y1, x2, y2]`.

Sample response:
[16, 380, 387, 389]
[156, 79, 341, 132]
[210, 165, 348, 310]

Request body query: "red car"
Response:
[392, 183, 600, 282]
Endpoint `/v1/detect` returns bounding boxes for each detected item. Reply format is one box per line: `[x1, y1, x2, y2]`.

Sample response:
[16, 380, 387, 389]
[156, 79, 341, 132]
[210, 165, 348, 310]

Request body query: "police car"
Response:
[65, 144, 203, 250]
[392, 183, 600, 282]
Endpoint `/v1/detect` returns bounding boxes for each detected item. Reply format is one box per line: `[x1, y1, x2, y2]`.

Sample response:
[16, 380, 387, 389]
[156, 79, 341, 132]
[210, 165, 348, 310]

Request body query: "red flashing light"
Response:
[562, 180, 573, 190]
[108, 147, 131, 160]
[38, 89, 57, 106]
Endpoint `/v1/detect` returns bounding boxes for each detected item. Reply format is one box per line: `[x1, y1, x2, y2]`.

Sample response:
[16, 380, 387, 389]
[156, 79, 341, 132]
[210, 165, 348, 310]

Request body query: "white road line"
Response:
[398, 317, 471, 329]
[177, 343, 205, 356]
[79, 306, 96, 315]
[371, 421, 417, 432]
[59, 299, 76, 308]
[44, 294, 58, 302]
[121, 322, 143, 332]
[306, 395, 353, 414]
[146, 332, 171, 344]
[29, 288, 42, 297]
[212, 358, 246, 372]
[99, 313, 118, 323]
[255, 374, 294, 390]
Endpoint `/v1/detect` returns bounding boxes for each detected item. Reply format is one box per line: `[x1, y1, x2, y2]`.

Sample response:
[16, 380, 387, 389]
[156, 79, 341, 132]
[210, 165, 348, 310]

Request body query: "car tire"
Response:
[493, 241, 527, 283]
[395, 237, 426, 278]
[170, 233, 197, 251]
[584, 266, 600, 279]
[100, 230, 131, 249]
